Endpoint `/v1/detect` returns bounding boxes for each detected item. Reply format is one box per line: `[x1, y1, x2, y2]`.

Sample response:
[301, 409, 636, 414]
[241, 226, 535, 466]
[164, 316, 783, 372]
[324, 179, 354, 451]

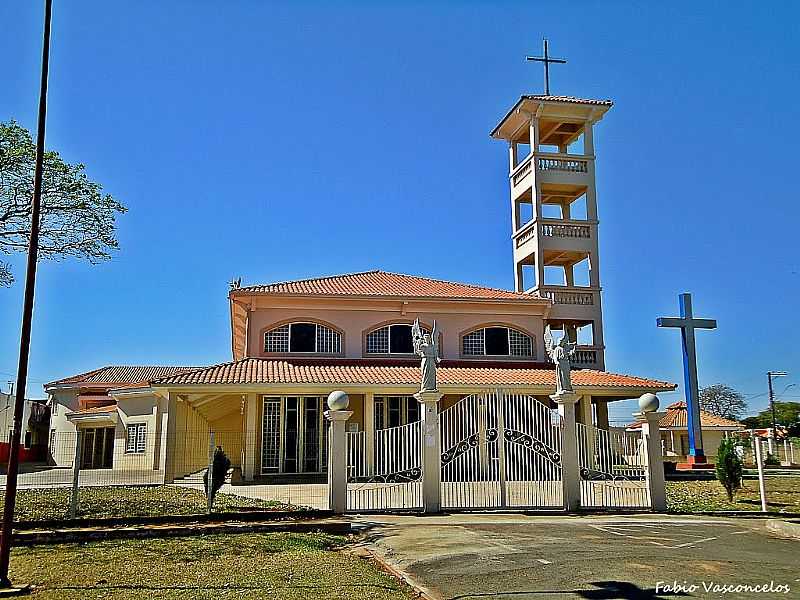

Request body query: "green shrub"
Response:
[203, 446, 232, 507]
[764, 452, 780, 466]
[715, 438, 743, 502]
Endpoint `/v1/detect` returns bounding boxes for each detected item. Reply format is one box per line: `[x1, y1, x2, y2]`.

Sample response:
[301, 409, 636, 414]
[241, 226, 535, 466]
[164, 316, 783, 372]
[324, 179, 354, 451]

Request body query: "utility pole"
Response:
[0, 0, 54, 588]
[767, 371, 788, 442]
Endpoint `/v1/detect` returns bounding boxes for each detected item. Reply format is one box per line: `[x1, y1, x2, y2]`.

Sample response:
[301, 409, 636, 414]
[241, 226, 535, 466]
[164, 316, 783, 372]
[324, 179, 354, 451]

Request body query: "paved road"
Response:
[354, 513, 799, 600]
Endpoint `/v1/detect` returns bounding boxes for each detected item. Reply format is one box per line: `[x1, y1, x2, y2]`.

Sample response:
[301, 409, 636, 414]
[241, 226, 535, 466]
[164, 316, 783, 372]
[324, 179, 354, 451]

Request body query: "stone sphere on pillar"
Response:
[327, 390, 349, 411]
[638, 393, 659, 413]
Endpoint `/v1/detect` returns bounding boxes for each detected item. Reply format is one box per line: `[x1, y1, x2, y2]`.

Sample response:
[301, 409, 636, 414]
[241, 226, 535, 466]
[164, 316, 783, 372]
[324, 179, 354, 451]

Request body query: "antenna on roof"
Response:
[229, 277, 242, 291]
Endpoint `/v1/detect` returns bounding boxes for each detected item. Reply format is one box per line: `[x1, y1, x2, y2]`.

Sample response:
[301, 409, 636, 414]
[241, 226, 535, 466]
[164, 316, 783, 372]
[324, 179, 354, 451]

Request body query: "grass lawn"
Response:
[667, 476, 800, 513]
[3, 486, 293, 522]
[9, 532, 410, 599]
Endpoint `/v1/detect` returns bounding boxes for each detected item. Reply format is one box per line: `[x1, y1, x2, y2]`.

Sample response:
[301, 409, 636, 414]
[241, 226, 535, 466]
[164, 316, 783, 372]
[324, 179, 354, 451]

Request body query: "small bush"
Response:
[715, 438, 743, 502]
[764, 452, 780, 466]
[203, 446, 232, 507]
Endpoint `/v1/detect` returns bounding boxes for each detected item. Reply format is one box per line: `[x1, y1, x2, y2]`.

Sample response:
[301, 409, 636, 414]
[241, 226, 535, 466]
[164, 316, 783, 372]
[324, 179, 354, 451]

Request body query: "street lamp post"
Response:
[767, 371, 788, 443]
[0, 0, 54, 589]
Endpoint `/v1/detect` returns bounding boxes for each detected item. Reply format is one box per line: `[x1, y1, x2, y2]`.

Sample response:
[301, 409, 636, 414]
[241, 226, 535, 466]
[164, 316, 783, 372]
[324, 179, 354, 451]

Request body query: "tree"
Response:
[715, 437, 743, 502]
[699, 384, 746, 420]
[0, 120, 126, 286]
[741, 402, 800, 433]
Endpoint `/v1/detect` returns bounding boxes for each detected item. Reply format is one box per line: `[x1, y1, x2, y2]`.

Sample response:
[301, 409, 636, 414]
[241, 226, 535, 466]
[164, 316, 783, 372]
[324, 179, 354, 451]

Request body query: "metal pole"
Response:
[207, 430, 215, 514]
[543, 39, 550, 95]
[0, 0, 54, 586]
[69, 431, 82, 519]
[768, 373, 776, 441]
[753, 433, 768, 513]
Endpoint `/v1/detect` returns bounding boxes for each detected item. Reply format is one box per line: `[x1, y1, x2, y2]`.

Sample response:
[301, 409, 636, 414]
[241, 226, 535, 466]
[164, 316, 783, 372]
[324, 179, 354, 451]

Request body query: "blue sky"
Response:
[1, 1, 798, 420]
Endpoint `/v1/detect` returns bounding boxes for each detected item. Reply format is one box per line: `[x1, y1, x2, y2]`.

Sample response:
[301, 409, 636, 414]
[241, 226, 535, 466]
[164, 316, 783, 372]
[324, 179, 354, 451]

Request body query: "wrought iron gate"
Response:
[439, 390, 564, 510]
[345, 420, 423, 511]
[576, 422, 650, 509]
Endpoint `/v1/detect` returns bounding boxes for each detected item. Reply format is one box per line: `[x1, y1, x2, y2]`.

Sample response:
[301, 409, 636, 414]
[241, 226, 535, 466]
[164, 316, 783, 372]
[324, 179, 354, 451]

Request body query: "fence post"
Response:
[69, 430, 82, 519]
[324, 391, 353, 514]
[414, 390, 443, 514]
[753, 434, 768, 512]
[207, 430, 215, 514]
[636, 410, 667, 512]
[553, 392, 580, 512]
[781, 439, 790, 467]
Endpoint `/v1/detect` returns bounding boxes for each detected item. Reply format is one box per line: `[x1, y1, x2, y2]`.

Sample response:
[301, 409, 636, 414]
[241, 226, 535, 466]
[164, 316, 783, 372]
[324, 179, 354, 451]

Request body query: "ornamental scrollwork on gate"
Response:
[348, 466, 422, 484]
[579, 466, 645, 482]
[440, 428, 498, 466]
[503, 428, 561, 466]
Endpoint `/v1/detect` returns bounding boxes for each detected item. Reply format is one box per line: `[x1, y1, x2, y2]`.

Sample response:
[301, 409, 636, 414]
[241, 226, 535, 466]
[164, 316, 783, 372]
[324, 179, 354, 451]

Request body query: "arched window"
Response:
[365, 323, 429, 355]
[462, 326, 533, 357]
[264, 322, 341, 354]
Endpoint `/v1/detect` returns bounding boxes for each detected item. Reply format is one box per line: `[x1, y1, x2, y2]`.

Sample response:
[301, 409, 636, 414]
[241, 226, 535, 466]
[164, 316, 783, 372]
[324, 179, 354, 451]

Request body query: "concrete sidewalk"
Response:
[353, 513, 800, 600]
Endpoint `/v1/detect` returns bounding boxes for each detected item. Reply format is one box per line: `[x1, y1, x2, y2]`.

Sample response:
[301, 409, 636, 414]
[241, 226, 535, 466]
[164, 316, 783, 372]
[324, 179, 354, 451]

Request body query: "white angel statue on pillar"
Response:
[544, 326, 577, 396]
[412, 318, 440, 392]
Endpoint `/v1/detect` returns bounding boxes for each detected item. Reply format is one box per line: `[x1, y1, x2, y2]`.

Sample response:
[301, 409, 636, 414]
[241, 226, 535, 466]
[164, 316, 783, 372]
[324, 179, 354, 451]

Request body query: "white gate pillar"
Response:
[553, 392, 581, 512]
[325, 391, 353, 514]
[415, 390, 443, 514]
[636, 409, 667, 512]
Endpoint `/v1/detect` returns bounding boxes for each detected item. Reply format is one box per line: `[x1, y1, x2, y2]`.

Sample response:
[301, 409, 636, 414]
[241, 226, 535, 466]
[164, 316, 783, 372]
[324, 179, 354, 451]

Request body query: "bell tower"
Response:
[490, 94, 612, 370]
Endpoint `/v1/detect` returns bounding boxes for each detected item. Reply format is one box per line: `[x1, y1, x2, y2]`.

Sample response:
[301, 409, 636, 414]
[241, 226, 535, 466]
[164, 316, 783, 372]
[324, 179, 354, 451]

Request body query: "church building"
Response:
[45, 94, 675, 483]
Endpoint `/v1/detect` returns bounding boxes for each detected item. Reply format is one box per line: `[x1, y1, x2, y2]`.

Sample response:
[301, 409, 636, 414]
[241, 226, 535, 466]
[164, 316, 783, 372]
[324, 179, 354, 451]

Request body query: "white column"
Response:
[554, 392, 580, 512]
[529, 117, 540, 154]
[364, 392, 375, 475]
[243, 393, 258, 481]
[325, 408, 352, 514]
[414, 390, 443, 514]
[636, 411, 667, 512]
[156, 394, 170, 481]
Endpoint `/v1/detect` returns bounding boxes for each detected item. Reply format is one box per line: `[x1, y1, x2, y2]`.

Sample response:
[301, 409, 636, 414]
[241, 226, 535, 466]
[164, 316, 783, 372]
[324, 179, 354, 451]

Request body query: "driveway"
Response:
[354, 513, 799, 599]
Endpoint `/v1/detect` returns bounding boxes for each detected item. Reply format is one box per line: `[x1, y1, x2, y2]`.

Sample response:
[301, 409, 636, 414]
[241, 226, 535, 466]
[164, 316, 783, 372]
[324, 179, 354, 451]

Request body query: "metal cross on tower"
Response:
[526, 38, 566, 96]
[657, 293, 717, 465]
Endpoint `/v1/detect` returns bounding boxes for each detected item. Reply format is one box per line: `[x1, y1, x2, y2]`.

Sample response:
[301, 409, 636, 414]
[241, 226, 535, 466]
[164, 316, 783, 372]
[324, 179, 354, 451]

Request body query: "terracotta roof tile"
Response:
[230, 270, 546, 302]
[68, 404, 118, 416]
[149, 358, 674, 391]
[521, 95, 614, 106]
[628, 401, 743, 429]
[47, 366, 199, 388]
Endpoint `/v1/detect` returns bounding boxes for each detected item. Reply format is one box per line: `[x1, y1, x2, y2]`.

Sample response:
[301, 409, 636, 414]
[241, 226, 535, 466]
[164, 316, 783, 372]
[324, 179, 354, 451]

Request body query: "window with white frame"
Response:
[125, 423, 147, 453]
[373, 396, 420, 430]
[365, 323, 429, 355]
[462, 326, 534, 357]
[264, 322, 341, 354]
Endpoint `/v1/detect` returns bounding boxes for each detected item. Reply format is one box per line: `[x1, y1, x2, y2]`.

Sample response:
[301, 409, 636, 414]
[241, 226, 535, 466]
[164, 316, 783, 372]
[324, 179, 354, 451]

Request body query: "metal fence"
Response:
[1, 430, 328, 521]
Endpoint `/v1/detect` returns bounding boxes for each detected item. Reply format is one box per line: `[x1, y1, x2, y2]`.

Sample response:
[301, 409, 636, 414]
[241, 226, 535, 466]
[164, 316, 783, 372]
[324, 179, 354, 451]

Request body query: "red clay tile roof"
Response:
[68, 404, 118, 416]
[628, 401, 743, 429]
[230, 270, 546, 303]
[148, 358, 674, 391]
[521, 95, 614, 106]
[46, 366, 199, 388]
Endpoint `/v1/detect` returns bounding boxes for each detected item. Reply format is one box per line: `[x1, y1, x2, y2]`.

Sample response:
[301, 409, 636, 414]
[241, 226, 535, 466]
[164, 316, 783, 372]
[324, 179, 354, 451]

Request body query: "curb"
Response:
[13, 509, 333, 531]
[765, 519, 800, 540]
[352, 546, 440, 600]
[13, 519, 352, 546]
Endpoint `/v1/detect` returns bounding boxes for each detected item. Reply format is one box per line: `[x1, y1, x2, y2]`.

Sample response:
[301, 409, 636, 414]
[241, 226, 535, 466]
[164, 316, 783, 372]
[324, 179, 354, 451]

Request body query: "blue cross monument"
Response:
[657, 293, 717, 465]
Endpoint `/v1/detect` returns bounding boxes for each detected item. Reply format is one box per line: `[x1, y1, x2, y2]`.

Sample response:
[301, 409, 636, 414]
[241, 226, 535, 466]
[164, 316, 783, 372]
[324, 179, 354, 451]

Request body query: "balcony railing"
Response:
[511, 155, 533, 186]
[537, 286, 596, 306]
[540, 220, 591, 239]
[572, 346, 603, 368]
[537, 155, 588, 173]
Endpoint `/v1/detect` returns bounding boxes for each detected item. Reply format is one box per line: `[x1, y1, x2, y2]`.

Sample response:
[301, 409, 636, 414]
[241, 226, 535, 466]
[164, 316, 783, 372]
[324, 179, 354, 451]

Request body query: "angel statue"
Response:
[544, 326, 577, 396]
[412, 318, 440, 392]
